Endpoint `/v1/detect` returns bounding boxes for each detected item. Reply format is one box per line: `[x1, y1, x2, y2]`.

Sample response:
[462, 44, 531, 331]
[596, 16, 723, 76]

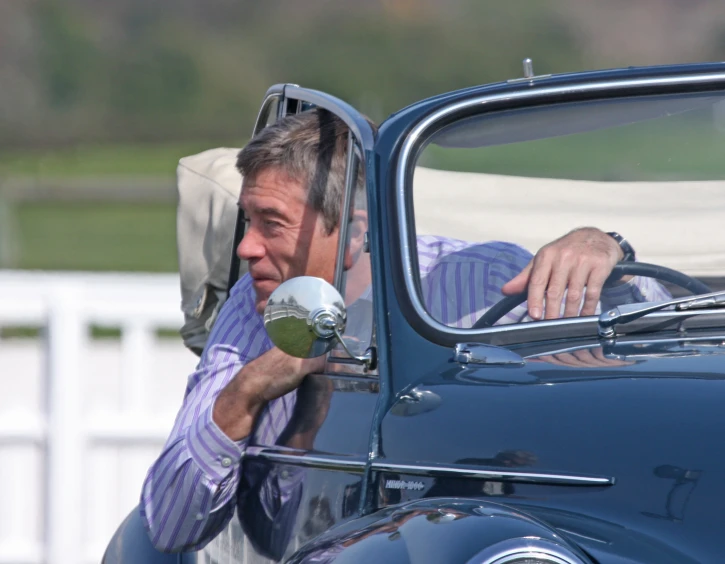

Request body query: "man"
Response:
[141, 109, 668, 553]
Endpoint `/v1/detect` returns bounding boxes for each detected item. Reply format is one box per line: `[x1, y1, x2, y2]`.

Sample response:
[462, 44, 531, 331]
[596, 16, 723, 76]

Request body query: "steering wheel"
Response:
[472, 262, 712, 329]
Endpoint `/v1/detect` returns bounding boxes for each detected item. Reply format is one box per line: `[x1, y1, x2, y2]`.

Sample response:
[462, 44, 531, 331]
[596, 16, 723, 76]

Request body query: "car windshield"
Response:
[410, 91, 725, 330]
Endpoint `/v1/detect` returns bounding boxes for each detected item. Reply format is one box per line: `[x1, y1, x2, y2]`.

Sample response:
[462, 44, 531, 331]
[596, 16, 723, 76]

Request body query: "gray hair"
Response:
[235, 108, 373, 234]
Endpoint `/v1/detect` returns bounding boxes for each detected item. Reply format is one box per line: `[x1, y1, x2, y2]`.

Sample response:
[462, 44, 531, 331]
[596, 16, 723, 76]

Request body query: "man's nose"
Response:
[237, 226, 265, 261]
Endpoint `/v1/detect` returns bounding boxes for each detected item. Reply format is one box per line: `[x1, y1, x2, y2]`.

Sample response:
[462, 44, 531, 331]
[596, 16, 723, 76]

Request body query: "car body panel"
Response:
[286, 499, 591, 564]
[377, 335, 725, 562]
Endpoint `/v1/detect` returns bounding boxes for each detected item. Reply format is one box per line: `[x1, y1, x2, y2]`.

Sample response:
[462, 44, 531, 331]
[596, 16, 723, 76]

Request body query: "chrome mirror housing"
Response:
[264, 276, 377, 369]
[263, 276, 347, 359]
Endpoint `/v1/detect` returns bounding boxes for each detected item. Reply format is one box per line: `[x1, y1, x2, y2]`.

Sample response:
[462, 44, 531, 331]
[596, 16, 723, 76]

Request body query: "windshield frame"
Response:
[393, 71, 725, 347]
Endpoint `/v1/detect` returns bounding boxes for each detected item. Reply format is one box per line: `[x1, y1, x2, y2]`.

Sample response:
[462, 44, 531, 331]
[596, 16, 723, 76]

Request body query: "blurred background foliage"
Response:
[1, 0, 725, 271]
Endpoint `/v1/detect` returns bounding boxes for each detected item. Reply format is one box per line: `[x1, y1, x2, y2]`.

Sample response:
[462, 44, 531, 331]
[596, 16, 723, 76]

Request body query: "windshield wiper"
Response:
[598, 290, 725, 338]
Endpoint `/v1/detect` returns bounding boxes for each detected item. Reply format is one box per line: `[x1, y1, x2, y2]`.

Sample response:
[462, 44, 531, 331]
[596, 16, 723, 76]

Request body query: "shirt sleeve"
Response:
[599, 275, 672, 309]
[421, 240, 533, 328]
[140, 275, 272, 552]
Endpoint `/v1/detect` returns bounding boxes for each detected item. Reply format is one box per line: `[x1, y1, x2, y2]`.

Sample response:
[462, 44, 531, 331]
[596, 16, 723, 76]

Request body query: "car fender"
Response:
[285, 497, 590, 563]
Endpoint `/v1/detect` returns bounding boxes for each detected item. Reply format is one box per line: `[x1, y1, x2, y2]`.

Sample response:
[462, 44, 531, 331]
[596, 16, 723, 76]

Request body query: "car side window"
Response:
[411, 94, 725, 330]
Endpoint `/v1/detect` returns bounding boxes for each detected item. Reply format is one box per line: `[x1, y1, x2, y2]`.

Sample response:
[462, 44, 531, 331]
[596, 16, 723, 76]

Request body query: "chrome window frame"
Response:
[252, 84, 376, 298]
[395, 72, 725, 346]
[247, 84, 379, 371]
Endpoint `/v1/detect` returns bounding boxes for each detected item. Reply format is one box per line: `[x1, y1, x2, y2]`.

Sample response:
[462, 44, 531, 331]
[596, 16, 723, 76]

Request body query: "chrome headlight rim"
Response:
[467, 537, 590, 564]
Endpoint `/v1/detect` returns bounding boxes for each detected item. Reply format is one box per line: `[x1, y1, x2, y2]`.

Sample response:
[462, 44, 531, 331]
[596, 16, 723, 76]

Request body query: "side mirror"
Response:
[263, 276, 375, 368]
[263, 276, 347, 358]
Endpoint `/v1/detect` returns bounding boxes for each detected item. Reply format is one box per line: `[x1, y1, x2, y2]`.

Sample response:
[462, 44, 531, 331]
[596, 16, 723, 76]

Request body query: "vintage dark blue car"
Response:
[105, 61, 725, 563]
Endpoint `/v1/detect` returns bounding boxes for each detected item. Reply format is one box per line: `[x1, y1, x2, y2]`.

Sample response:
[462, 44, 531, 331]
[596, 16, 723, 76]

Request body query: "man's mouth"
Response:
[249, 271, 278, 283]
[250, 274, 280, 295]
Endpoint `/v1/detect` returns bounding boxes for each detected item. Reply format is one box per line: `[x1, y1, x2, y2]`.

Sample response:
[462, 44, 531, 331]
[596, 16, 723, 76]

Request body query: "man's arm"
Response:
[501, 227, 670, 319]
[140, 276, 322, 552]
[140, 277, 267, 552]
[212, 348, 324, 442]
[140, 352, 253, 551]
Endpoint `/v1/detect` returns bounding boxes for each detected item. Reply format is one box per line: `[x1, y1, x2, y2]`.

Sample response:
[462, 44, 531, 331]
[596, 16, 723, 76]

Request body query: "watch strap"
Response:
[606, 231, 636, 262]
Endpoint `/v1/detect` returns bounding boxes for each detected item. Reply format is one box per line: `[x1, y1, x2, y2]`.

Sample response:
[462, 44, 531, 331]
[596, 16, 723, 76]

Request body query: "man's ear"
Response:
[344, 209, 368, 270]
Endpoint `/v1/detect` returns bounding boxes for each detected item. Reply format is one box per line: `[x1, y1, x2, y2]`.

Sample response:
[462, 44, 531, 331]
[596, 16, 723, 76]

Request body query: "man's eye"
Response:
[264, 220, 281, 229]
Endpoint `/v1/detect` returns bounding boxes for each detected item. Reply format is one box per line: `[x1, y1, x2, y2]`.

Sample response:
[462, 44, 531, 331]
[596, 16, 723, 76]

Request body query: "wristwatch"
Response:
[606, 232, 636, 262]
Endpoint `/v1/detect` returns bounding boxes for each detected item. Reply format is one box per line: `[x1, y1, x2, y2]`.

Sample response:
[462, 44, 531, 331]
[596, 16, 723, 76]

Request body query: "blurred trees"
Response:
[2, 0, 725, 149]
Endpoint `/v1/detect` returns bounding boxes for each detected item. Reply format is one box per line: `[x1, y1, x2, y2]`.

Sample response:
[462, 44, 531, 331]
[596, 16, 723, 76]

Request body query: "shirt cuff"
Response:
[600, 276, 646, 306]
[186, 405, 247, 484]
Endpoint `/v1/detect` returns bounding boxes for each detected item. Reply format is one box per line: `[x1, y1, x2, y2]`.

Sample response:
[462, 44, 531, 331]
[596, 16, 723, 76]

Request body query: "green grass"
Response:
[0, 143, 194, 271]
[265, 316, 315, 358]
[0, 325, 180, 339]
[0, 143, 228, 177]
[421, 118, 725, 180]
[13, 201, 178, 271]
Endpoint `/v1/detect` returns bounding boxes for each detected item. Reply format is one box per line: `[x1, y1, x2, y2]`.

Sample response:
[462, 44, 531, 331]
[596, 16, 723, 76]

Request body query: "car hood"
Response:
[380, 337, 725, 562]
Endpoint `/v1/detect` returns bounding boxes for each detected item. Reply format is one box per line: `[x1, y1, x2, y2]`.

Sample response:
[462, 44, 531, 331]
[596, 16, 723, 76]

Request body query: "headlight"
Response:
[467, 538, 590, 564]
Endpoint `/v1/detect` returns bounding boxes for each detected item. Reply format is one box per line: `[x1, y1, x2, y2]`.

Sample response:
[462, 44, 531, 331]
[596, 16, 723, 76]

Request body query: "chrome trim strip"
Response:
[454, 342, 525, 365]
[283, 85, 376, 150]
[247, 449, 613, 486]
[245, 448, 367, 473]
[252, 83, 376, 150]
[252, 85, 286, 134]
[524, 334, 725, 359]
[396, 72, 725, 342]
[333, 132, 357, 292]
[372, 461, 614, 486]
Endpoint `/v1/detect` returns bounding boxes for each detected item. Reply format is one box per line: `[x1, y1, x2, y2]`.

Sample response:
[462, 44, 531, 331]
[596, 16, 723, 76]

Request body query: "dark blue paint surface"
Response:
[378, 340, 725, 562]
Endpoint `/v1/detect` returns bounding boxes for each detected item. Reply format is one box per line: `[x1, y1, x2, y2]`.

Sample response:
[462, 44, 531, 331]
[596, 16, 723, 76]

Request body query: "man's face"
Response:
[238, 167, 340, 313]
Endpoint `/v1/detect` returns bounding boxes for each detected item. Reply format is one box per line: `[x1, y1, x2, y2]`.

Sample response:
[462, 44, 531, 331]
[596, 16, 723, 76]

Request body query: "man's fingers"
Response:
[580, 266, 609, 316]
[542, 259, 571, 320]
[525, 256, 552, 320]
[563, 263, 590, 318]
[501, 260, 533, 296]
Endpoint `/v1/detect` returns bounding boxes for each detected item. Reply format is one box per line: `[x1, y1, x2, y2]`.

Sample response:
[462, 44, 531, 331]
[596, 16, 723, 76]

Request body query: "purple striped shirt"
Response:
[140, 236, 670, 552]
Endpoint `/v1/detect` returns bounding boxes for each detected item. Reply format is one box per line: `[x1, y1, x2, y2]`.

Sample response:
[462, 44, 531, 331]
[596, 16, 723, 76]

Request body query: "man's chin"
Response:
[254, 297, 269, 315]
[252, 279, 280, 314]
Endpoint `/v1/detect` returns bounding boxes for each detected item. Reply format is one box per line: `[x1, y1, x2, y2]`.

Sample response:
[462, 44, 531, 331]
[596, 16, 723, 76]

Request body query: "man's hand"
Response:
[501, 228, 624, 320]
[213, 347, 325, 441]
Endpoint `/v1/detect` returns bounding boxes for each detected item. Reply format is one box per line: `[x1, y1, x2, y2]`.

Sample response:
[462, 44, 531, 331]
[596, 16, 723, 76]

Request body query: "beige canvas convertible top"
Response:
[176, 148, 246, 355]
[176, 148, 724, 354]
[414, 167, 725, 277]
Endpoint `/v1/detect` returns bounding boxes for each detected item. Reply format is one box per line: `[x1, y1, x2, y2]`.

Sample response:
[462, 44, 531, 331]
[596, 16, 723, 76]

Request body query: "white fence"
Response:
[0, 271, 198, 564]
